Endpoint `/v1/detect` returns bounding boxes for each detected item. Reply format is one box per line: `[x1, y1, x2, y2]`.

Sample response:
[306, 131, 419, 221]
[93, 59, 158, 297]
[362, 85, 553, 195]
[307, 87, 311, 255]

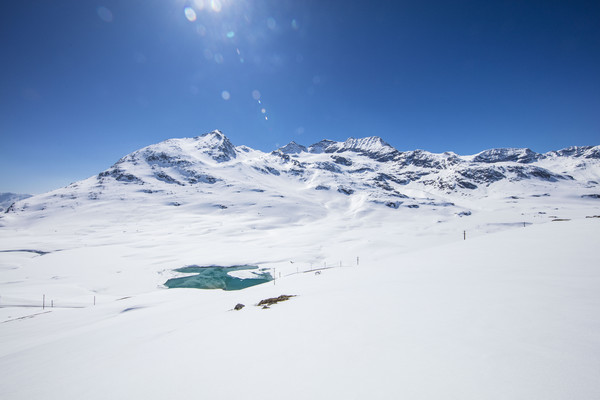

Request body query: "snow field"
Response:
[1, 217, 599, 399]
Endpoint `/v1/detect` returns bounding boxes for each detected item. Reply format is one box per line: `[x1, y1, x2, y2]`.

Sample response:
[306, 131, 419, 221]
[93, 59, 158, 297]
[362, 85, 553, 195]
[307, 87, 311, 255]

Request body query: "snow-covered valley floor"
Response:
[1, 204, 599, 399]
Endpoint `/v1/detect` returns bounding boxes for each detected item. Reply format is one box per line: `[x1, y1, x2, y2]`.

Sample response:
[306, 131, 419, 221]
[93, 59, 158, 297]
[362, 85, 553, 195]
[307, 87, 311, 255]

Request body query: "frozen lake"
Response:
[164, 265, 273, 291]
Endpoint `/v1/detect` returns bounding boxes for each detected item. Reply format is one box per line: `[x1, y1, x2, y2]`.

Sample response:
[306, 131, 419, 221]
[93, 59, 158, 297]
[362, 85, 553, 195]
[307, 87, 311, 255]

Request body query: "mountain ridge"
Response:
[3, 130, 599, 221]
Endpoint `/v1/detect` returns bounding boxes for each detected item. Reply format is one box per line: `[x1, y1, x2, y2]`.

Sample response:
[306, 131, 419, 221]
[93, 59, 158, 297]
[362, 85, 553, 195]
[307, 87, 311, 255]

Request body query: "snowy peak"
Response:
[397, 150, 462, 169]
[305, 136, 399, 161]
[473, 148, 541, 164]
[278, 141, 307, 154]
[118, 130, 237, 166]
[192, 130, 237, 162]
[337, 136, 390, 151]
[325, 136, 400, 162]
[96, 130, 240, 187]
[308, 139, 336, 154]
[546, 145, 600, 159]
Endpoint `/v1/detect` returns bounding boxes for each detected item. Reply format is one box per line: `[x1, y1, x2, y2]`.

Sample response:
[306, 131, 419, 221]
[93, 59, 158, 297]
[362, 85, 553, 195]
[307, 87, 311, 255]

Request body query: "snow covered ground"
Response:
[1, 209, 599, 399]
[1, 133, 599, 399]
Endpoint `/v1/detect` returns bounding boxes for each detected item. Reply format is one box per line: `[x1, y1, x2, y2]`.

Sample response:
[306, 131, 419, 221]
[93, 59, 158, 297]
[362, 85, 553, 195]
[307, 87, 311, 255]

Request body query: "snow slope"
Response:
[1, 130, 599, 399]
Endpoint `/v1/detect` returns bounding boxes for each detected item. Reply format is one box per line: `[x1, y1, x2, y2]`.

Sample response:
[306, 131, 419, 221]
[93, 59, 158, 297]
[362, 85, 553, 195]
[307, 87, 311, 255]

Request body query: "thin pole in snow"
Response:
[94, 296, 96, 306]
[357, 256, 359, 266]
[463, 231, 466, 240]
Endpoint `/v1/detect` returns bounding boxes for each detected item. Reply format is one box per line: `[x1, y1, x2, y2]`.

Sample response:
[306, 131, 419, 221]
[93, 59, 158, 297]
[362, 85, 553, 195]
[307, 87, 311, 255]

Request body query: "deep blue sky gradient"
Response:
[1, 0, 599, 193]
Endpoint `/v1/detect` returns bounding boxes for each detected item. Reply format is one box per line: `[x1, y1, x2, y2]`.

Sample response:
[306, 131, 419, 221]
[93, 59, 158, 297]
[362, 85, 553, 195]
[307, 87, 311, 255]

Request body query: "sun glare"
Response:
[180, 0, 279, 123]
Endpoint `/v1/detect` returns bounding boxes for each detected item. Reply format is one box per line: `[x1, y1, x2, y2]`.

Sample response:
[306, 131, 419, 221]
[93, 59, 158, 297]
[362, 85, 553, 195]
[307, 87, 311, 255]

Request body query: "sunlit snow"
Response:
[1, 131, 599, 399]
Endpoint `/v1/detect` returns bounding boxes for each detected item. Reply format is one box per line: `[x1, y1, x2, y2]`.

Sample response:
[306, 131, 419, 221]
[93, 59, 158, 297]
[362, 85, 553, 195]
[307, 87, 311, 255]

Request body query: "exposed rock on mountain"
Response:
[473, 148, 541, 164]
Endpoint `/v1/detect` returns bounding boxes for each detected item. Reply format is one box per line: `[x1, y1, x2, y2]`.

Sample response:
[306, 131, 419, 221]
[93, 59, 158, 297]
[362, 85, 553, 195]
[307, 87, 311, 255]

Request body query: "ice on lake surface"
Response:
[164, 265, 273, 291]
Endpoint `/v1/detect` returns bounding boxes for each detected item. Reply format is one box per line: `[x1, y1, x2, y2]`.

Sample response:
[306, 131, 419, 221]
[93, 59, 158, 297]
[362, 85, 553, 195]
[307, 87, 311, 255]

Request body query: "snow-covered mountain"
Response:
[2, 131, 600, 400]
[4, 130, 599, 220]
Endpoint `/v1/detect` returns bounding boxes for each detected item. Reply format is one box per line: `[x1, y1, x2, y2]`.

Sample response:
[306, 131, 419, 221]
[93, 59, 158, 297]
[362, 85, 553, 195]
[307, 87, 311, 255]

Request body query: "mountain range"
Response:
[3, 130, 599, 220]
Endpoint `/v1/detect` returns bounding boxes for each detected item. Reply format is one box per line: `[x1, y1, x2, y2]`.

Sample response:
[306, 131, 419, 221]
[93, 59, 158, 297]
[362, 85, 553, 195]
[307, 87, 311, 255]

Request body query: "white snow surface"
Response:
[1, 131, 599, 399]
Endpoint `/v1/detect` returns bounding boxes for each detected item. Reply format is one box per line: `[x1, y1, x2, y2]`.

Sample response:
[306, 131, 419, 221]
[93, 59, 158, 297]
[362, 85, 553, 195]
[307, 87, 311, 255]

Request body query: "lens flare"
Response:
[211, 0, 222, 12]
[97, 6, 113, 23]
[252, 90, 261, 100]
[221, 90, 230, 100]
[184, 7, 197, 22]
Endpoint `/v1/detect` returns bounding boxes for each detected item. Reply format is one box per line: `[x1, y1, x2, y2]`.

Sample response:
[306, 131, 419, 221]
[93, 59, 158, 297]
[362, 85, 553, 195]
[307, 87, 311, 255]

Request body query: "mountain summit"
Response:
[192, 130, 237, 162]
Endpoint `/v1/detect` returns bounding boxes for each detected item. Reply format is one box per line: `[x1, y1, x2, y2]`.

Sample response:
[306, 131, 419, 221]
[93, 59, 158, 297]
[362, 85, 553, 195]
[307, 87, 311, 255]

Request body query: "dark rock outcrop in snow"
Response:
[473, 148, 541, 164]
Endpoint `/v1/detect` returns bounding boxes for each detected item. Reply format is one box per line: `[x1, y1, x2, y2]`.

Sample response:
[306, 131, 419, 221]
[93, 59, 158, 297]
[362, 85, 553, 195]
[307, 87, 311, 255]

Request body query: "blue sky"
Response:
[1, 0, 599, 194]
